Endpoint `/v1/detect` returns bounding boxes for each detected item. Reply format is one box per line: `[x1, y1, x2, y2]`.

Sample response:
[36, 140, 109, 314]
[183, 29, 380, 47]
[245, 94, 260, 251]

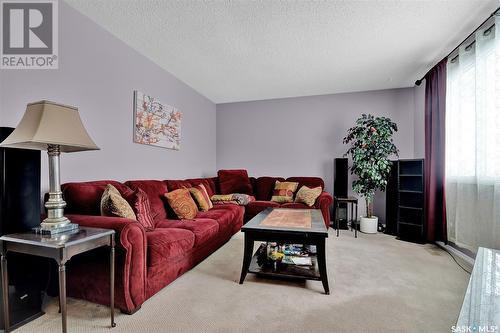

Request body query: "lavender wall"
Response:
[0, 1, 426, 223]
[0, 2, 216, 193]
[216, 88, 422, 222]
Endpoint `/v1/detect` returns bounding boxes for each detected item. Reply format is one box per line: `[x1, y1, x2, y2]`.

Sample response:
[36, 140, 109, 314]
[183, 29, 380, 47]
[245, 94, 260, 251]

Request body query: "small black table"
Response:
[334, 196, 359, 238]
[239, 208, 329, 294]
[0, 227, 116, 333]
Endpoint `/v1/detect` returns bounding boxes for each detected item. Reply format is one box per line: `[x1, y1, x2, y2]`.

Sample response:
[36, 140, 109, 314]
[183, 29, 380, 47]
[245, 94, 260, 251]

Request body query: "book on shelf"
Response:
[281, 256, 312, 266]
[291, 256, 312, 266]
[262, 243, 314, 266]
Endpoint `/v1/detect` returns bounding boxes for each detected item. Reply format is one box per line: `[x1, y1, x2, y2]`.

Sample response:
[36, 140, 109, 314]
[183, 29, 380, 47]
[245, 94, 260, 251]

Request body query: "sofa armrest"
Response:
[66, 214, 147, 313]
[314, 192, 333, 228]
[67, 214, 142, 233]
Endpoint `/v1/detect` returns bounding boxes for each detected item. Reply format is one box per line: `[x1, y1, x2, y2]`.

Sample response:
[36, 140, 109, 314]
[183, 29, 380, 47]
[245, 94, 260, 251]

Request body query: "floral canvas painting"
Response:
[133, 91, 182, 150]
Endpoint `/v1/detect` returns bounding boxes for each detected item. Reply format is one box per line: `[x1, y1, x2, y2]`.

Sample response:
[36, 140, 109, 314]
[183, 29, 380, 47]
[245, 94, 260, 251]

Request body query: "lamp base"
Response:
[33, 223, 79, 235]
[41, 215, 70, 226]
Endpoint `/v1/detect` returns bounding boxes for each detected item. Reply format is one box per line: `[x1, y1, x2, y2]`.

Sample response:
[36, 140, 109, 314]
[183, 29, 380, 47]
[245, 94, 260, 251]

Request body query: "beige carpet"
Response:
[16, 230, 469, 333]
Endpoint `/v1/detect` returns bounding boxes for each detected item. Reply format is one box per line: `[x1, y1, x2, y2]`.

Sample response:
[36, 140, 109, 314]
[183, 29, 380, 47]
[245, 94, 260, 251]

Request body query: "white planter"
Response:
[360, 216, 378, 234]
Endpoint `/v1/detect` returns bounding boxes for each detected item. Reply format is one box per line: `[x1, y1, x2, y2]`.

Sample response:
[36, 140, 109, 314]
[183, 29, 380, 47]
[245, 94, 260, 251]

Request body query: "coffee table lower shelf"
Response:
[248, 244, 321, 281]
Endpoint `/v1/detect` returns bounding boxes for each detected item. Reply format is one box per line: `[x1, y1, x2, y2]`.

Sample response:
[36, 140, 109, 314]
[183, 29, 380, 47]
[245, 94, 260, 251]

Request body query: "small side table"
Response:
[334, 196, 359, 238]
[0, 227, 116, 333]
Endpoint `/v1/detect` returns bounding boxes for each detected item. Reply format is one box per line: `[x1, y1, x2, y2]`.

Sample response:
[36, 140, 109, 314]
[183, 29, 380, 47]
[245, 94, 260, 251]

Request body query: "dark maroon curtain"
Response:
[424, 58, 447, 242]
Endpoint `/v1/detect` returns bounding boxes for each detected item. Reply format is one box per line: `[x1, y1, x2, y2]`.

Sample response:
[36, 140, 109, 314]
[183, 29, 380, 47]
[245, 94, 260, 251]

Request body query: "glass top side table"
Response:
[0, 227, 116, 333]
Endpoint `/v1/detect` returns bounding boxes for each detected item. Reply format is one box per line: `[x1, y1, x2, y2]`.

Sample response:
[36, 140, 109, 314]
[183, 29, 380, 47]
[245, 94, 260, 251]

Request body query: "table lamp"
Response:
[0, 101, 99, 234]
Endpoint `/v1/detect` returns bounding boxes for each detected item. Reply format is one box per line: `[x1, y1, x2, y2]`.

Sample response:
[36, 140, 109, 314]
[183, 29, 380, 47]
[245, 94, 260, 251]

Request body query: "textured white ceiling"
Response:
[65, 0, 499, 103]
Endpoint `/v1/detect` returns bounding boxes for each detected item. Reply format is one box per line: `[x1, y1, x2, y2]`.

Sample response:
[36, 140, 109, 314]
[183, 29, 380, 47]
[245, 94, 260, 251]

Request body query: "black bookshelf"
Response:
[396, 159, 425, 242]
[384, 160, 398, 235]
[0, 127, 45, 330]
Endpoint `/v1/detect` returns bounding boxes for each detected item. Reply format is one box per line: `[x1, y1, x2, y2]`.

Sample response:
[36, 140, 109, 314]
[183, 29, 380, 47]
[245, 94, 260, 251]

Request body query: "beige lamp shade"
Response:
[0, 100, 99, 152]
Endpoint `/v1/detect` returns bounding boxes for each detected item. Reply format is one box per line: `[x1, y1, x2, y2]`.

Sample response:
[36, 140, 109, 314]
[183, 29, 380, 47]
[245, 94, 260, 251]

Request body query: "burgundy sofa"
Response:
[59, 175, 332, 314]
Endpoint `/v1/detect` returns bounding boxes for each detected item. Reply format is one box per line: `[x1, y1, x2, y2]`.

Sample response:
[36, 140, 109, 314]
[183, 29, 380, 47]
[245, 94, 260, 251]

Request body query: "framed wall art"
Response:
[133, 90, 182, 150]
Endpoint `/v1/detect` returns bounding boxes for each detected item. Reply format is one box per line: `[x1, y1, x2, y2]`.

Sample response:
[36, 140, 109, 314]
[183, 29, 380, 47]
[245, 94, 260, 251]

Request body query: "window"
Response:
[445, 16, 500, 253]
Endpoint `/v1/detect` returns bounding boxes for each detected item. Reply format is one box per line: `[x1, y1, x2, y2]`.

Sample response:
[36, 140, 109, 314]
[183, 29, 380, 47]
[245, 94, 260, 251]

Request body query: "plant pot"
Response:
[360, 216, 378, 234]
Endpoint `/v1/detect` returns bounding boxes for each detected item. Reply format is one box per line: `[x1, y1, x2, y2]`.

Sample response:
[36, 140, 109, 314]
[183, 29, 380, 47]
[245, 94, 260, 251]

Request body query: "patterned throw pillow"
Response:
[164, 189, 199, 219]
[210, 194, 255, 206]
[210, 194, 236, 204]
[189, 184, 213, 211]
[271, 181, 299, 203]
[232, 194, 255, 205]
[100, 184, 136, 220]
[212, 200, 239, 205]
[131, 188, 156, 230]
[294, 186, 322, 207]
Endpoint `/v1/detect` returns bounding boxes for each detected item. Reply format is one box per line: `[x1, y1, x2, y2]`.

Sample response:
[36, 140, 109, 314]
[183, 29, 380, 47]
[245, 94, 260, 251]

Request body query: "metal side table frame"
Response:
[0, 227, 116, 333]
[334, 196, 359, 238]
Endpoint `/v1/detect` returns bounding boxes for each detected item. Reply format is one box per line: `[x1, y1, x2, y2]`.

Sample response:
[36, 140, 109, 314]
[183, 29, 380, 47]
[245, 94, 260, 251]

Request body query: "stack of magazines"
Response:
[264, 243, 315, 266]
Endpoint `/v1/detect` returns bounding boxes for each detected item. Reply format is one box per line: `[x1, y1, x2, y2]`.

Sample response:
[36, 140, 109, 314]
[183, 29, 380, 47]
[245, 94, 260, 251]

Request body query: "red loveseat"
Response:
[59, 175, 332, 314]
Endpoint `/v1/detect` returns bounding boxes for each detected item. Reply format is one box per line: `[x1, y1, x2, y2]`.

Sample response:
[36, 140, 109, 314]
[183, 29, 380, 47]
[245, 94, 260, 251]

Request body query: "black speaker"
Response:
[385, 160, 398, 235]
[334, 158, 348, 198]
[0, 128, 42, 234]
[333, 158, 349, 229]
[0, 127, 45, 330]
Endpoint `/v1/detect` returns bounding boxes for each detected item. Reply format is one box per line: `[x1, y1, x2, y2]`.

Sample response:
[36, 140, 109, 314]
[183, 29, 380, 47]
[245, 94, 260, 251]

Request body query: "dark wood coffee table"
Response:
[239, 208, 330, 294]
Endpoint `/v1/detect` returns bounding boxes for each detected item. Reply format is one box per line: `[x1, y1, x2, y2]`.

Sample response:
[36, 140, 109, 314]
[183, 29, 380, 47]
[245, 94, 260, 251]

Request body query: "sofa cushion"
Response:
[249, 177, 257, 190]
[164, 189, 198, 220]
[254, 177, 285, 201]
[186, 178, 217, 197]
[156, 219, 219, 247]
[245, 200, 280, 218]
[294, 186, 322, 207]
[280, 202, 310, 209]
[196, 208, 237, 234]
[271, 181, 299, 203]
[211, 204, 244, 233]
[165, 179, 191, 192]
[125, 180, 169, 221]
[146, 228, 195, 267]
[100, 184, 136, 220]
[286, 177, 324, 190]
[63, 180, 133, 215]
[218, 169, 253, 195]
[211, 204, 244, 218]
[210, 177, 220, 194]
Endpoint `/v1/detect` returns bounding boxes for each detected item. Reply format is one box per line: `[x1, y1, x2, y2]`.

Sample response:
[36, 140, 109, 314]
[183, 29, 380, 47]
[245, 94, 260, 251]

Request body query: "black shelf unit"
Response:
[396, 159, 425, 242]
[0, 127, 46, 330]
[384, 160, 398, 235]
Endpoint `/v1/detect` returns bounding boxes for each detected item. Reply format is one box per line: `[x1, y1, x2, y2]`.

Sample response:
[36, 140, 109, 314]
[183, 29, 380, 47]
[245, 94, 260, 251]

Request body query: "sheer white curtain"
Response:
[446, 15, 500, 253]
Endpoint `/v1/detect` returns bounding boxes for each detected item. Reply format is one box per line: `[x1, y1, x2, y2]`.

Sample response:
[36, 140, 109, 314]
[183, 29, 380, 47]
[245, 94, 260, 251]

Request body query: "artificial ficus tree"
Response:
[343, 114, 398, 218]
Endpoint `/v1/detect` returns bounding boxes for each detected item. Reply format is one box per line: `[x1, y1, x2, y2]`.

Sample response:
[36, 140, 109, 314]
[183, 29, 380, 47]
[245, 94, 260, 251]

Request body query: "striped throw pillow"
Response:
[132, 188, 156, 231]
[189, 184, 213, 211]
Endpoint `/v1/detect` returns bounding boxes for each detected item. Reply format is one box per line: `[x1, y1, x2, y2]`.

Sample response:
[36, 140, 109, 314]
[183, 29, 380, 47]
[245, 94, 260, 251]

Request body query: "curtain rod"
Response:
[415, 7, 500, 86]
